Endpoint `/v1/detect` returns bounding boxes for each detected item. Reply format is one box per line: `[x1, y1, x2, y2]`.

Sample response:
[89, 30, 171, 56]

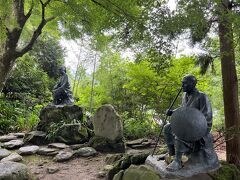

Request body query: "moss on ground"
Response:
[209, 161, 240, 180]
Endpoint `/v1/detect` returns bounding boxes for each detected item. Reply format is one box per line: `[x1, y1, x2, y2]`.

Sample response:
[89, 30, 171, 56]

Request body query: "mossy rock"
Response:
[89, 136, 109, 149]
[24, 131, 48, 145]
[113, 170, 124, 180]
[130, 153, 149, 165]
[37, 105, 83, 132]
[0, 161, 34, 180]
[108, 159, 123, 180]
[105, 154, 124, 165]
[120, 155, 132, 169]
[89, 136, 125, 153]
[107, 152, 150, 179]
[56, 124, 89, 144]
[113, 165, 161, 180]
[157, 145, 168, 155]
[209, 161, 240, 180]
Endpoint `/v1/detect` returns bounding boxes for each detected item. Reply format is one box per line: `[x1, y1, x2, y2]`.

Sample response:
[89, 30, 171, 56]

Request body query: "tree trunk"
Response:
[0, 50, 17, 92]
[89, 53, 97, 114]
[218, 1, 240, 166]
[0, 0, 54, 93]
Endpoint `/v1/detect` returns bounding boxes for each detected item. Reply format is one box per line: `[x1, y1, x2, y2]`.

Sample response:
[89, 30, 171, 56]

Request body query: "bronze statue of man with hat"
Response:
[163, 75, 219, 171]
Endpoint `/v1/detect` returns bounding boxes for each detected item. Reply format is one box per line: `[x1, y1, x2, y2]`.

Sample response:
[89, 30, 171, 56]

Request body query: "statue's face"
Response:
[182, 77, 196, 93]
[59, 67, 65, 75]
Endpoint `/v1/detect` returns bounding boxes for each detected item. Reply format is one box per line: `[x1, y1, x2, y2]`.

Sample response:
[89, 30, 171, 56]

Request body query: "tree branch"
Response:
[105, 0, 135, 21]
[25, 0, 34, 20]
[232, 2, 240, 8]
[16, 0, 54, 57]
[14, 0, 26, 27]
[91, 0, 123, 18]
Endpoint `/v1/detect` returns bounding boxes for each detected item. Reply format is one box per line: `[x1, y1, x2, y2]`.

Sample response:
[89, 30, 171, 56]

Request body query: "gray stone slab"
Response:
[126, 139, 145, 146]
[0, 161, 31, 179]
[145, 155, 220, 179]
[3, 140, 24, 149]
[48, 143, 70, 149]
[9, 133, 25, 138]
[54, 149, 74, 162]
[0, 135, 17, 142]
[37, 147, 59, 156]
[18, 145, 39, 155]
[1, 153, 23, 162]
[70, 143, 87, 150]
[0, 149, 11, 159]
[74, 147, 97, 157]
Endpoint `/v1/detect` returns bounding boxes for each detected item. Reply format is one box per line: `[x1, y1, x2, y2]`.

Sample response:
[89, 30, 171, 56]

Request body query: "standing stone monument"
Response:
[89, 104, 125, 153]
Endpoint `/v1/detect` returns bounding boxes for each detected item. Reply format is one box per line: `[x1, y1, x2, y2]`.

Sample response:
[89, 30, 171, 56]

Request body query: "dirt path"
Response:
[24, 149, 226, 180]
[24, 154, 107, 180]
[22, 136, 226, 180]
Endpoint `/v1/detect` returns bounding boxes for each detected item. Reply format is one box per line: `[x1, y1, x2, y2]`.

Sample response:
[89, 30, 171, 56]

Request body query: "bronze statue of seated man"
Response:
[163, 75, 219, 171]
[52, 66, 74, 105]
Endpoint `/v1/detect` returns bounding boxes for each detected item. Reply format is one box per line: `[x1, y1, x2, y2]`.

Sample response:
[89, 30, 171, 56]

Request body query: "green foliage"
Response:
[16, 104, 42, 131]
[123, 117, 159, 139]
[3, 54, 51, 101]
[0, 0, 15, 44]
[30, 35, 65, 79]
[0, 99, 42, 133]
[204, 61, 224, 131]
[123, 60, 162, 117]
[0, 99, 22, 133]
[210, 161, 240, 180]
[75, 50, 225, 138]
[45, 121, 64, 142]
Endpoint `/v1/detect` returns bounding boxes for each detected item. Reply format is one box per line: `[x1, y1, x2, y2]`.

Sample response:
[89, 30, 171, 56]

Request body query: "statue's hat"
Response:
[170, 107, 208, 142]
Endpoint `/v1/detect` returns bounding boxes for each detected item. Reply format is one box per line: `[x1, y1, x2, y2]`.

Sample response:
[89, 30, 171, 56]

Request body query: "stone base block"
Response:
[89, 136, 125, 153]
[145, 155, 220, 179]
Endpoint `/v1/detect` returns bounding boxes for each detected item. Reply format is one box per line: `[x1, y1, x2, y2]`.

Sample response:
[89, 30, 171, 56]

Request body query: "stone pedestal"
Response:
[145, 152, 220, 179]
[37, 104, 83, 132]
[89, 136, 125, 153]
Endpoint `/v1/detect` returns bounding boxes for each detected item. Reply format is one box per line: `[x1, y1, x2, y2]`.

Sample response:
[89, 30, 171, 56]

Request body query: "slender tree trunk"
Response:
[89, 53, 97, 114]
[218, 0, 240, 166]
[73, 53, 81, 95]
[75, 69, 82, 95]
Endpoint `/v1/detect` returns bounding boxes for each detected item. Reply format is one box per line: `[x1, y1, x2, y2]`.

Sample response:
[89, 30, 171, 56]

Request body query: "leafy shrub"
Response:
[46, 121, 65, 142]
[123, 117, 159, 140]
[0, 98, 42, 133]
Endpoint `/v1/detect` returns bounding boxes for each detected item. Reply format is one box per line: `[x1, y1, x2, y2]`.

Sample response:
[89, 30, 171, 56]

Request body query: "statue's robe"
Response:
[53, 73, 73, 105]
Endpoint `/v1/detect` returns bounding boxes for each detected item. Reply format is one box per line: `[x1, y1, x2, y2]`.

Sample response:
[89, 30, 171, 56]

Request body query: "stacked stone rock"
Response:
[36, 104, 89, 144]
[0, 133, 98, 161]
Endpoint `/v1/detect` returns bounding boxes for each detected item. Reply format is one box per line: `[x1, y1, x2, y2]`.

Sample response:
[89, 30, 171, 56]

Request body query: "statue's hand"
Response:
[166, 109, 173, 116]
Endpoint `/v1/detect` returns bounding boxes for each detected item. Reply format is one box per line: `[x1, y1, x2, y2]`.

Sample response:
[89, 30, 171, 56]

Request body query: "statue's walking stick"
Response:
[151, 87, 182, 156]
